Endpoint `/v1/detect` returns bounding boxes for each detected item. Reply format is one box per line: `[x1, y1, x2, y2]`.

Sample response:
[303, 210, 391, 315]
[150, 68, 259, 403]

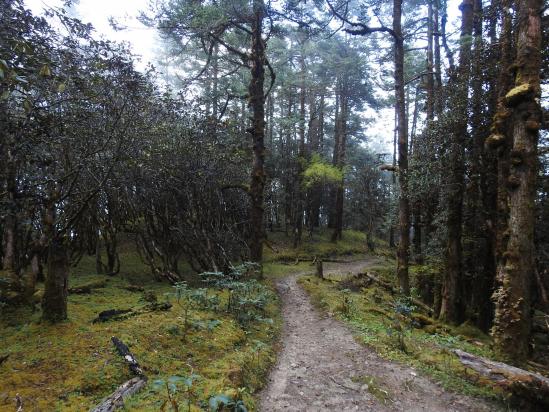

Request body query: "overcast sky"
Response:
[24, 0, 463, 154]
[25, 0, 158, 70]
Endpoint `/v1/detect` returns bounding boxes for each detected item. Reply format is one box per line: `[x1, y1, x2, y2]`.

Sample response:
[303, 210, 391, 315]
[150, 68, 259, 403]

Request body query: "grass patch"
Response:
[0, 250, 281, 411]
[298, 273, 505, 404]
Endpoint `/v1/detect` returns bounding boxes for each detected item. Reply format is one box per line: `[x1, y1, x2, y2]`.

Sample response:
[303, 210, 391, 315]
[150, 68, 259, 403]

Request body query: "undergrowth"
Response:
[0, 252, 284, 411]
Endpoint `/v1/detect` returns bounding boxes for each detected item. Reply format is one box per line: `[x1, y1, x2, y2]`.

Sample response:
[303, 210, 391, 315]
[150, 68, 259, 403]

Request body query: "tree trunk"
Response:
[439, 0, 473, 323]
[293, 49, 306, 248]
[248, 0, 266, 264]
[394, 0, 410, 295]
[492, 0, 543, 363]
[331, 84, 348, 243]
[2, 150, 19, 292]
[42, 238, 69, 322]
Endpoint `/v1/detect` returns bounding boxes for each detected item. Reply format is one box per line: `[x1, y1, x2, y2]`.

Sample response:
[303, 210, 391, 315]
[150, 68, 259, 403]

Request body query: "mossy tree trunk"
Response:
[394, 0, 410, 295]
[248, 0, 266, 264]
[41, 189, 69, 322]
[2, 149, 20, 292]
[491, 0, 543, 363]
[466, 0, 498, 332]
[439, 0, 474, 323]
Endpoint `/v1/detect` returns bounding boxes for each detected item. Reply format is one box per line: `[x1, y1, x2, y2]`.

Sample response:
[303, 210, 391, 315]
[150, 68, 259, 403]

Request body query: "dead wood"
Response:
[92, 309, 133, 323]
[90, 377, 147, 412]
[453, 349, 549, 409]
[111, 337, 145, 376]
[69, 280, 107, 294]
[359, 271, 434, 315]
[90, 337, 147, 412]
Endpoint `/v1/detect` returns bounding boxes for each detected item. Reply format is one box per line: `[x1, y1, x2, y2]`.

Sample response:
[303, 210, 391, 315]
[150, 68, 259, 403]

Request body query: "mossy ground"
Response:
[298, 267, 507, 405]
[265, 229, 384, 263]
[0, 250, 284, 411]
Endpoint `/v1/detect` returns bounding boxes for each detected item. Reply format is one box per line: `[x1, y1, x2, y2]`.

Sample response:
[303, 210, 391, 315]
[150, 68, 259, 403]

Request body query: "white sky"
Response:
[25, 0, 158, 71]
[24, 0, 463, 154]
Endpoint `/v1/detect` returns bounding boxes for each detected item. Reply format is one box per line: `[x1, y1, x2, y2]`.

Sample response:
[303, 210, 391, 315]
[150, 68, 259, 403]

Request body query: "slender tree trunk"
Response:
[332, 85, 347, 242]
[328, 86, 341, 230]
[42, 239, 68, 322]
[248, 0, 267, 264]
[439, 0, 474, 323]
[394, 0, 410, 295]
[95, 233, 105, 274]
[433, 0, 443, 110]
[468, 0, 496, 331]
[426, 0, 435, 120]
[2, 152, 17, 274]
[293, 50, 306, 248]
[42, 197, 68, 322]
[492, 0, 542, 362]
[212, 43, 219, 119]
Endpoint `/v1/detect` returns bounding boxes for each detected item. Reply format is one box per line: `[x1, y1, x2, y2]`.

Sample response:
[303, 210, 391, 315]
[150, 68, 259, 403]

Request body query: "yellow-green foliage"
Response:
[0, 250, 281, 411]
[303, 154, 343, 188]
[298, 274, 502, 402]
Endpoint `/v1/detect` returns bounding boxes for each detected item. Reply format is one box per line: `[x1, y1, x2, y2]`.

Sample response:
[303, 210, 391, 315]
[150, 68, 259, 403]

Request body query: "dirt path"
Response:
[258, 258, 496, 412]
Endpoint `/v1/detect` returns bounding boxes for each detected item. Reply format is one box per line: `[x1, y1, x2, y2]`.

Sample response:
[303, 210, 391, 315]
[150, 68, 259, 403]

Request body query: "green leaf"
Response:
[167, 375, 186, 384]
[151, 379, 165, 390]
[57, 82, 66, 92]
[209, 394, 232, 411]
[39, 64, 51, 77]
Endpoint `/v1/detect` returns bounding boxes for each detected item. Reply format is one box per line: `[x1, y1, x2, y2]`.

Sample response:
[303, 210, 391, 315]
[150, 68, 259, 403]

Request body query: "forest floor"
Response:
[0, 231, 516, 410]
[259, 257, 501, 412]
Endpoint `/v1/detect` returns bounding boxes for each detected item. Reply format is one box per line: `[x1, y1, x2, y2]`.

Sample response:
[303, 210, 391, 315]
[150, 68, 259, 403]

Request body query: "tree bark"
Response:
[492, 0, 543, 363]
[2, 149, 19, 292]
[453, 349, 549, 409]
[331, 85, 347, 243]
[248, 0, 267, 264]
[293, 48, 306, 248]
[42, 238, 69, 322]
[439, 0, 474, 323]
[394, 0, 410, 295]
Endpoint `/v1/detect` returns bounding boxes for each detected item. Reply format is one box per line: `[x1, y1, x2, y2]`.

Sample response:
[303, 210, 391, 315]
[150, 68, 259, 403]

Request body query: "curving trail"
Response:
[258, 259, 496, 412]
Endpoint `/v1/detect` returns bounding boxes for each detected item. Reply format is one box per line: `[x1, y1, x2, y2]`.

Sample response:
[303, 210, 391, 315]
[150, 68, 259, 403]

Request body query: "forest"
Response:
[0, 0, 548, 410]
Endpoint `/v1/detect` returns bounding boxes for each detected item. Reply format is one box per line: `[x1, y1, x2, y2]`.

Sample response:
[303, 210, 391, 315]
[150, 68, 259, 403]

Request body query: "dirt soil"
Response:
[258, 258, 497, 412]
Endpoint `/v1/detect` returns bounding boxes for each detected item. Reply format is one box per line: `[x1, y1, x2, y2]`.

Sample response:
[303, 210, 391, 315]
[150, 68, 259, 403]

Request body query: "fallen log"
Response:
[143, 302, 172, 312]
[90, 377, 147, 412]
[453, 349, 549, 409]
[92, 309, 132, 323]
[92, 303, 172, 323]
[111, 337, 145, 376]
[69, 280, 107, 294]
[90, 337, 147, 412]
[359, 271, 434, 315]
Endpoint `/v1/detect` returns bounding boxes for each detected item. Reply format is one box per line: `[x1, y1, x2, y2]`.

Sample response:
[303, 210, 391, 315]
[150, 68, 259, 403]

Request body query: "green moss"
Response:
[504, 83, 532, 106]
[0, 249, 281, 411]
[264, 229, 371, 263]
